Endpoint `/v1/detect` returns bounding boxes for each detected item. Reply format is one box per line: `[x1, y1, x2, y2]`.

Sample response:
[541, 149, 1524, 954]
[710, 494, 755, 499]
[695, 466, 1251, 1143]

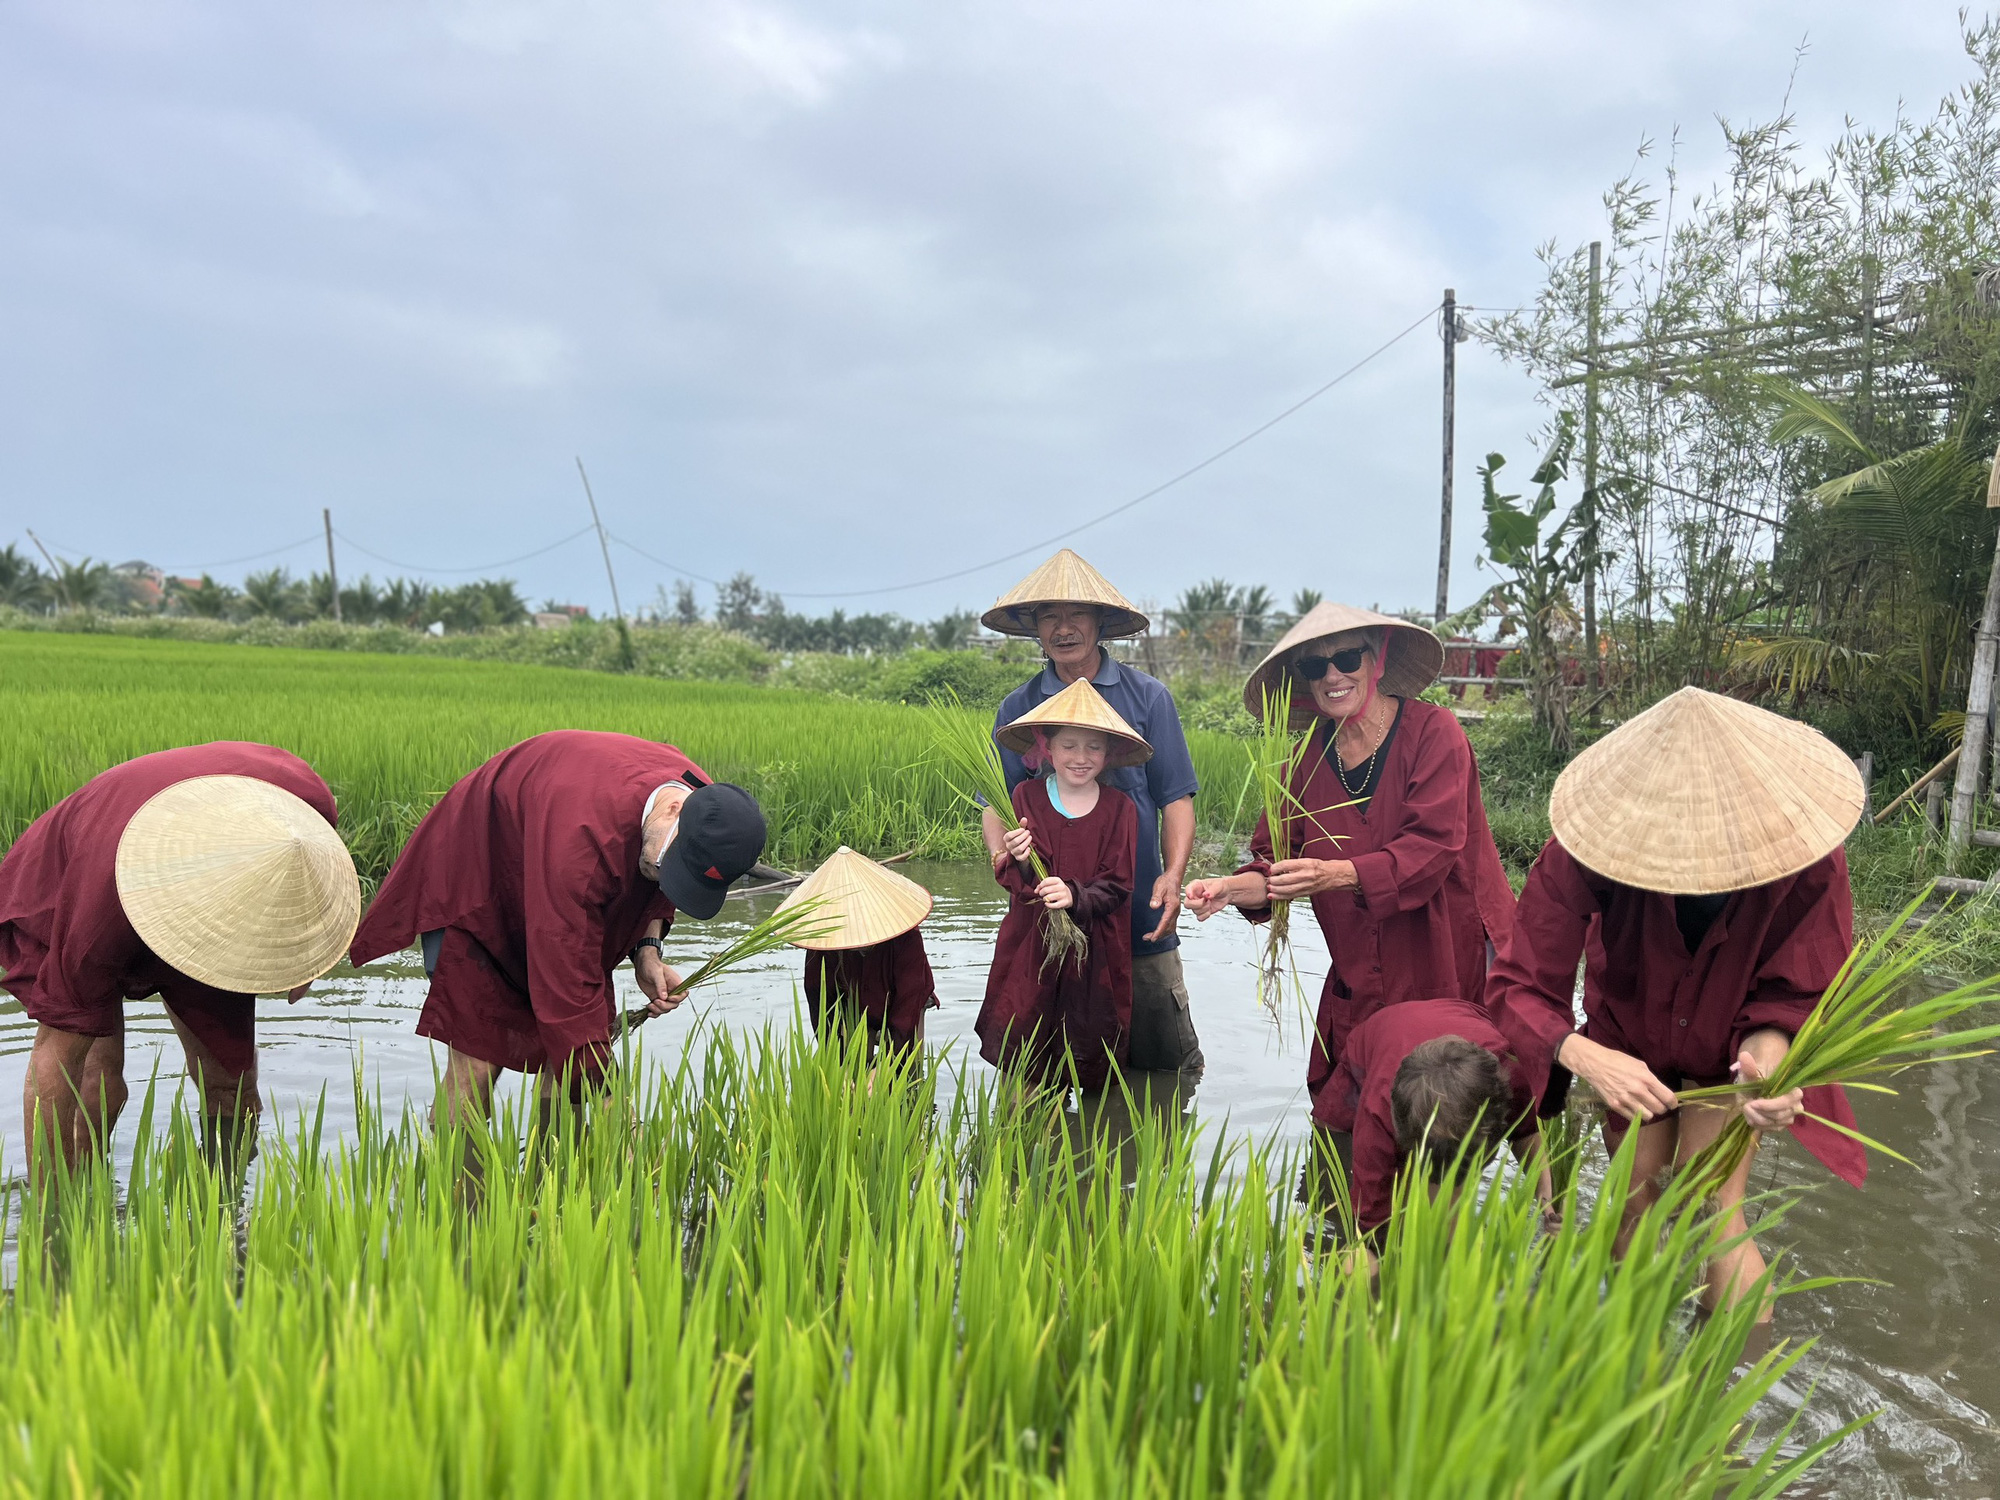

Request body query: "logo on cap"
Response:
[705, 866, 723, 880]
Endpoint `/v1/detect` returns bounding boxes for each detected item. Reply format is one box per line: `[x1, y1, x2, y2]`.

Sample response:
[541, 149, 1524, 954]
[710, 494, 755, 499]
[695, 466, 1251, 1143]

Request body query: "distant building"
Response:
[111, 560, 167, 611]
[535, 604, 589, 628]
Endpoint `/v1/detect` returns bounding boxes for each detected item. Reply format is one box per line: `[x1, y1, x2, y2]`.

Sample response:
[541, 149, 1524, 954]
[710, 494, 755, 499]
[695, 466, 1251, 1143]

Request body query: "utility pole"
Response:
[575, 457, 625, 622]
[1947, 442, 2000, 866]
[322, 508, 342, 622]
[1581, 241, 1602, 693]
[1435, 288, 1456, 624]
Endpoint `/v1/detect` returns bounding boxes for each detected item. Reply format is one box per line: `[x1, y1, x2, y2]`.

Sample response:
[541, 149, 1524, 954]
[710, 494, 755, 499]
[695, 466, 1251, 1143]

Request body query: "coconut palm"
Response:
[0, 545, 49, 611]
[53, 558, 114, 613]
[1758, 377, 1998, 736]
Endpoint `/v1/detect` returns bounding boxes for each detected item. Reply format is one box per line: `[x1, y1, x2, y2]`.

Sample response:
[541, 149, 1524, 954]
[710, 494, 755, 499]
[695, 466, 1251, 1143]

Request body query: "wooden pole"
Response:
[322, 508, 342, 623]
[1582, 242, 1602, 692]
[1947, 511, 2000, 865]
[575, 457, 625, 623]
[1871, 745, 1959, 827]
[1435, 289, 1456, 624]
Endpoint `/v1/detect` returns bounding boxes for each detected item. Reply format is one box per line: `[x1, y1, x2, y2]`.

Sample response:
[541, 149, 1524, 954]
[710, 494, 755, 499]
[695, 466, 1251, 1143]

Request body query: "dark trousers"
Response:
[1127, 949, 1203, 1073]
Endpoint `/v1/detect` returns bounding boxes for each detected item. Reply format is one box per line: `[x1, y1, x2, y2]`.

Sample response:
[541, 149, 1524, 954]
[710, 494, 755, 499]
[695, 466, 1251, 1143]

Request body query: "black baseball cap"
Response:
[657, 782, 767, 919]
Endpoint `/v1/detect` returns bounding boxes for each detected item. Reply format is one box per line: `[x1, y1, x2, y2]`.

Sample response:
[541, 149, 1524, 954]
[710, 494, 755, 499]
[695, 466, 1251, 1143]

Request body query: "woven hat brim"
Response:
[1549, 688, 1865, 893]
[981, 549, 1149, 638]
[997, 678, 1154, 767]
[980, 602, 1150, 639]
[778, 847, 934, 951]
[1242, 603, 1445, 731]
[116, 775, 362, 994]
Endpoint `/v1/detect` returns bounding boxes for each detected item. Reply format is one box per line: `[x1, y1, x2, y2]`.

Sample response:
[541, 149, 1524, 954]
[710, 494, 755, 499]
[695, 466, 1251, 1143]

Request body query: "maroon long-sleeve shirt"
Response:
[804, 928, 937, 1050]
[0, 742, 339, 1066]
[977, 777, 1136, 1090]
[1239, 699, 1515, 1091]
[350, 731, 706, 1080]
[1487, 837, 1865, 1185]
[1317, 998, 1536, 1233]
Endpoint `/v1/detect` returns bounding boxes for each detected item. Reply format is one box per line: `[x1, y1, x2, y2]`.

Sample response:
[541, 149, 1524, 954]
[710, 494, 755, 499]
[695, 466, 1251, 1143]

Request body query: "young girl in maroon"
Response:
[977, 725, 1137, 1091]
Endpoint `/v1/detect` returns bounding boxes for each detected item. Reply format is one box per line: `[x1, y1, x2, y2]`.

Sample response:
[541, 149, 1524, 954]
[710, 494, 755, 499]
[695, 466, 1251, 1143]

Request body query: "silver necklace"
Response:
[1334, 708, 1386, 797]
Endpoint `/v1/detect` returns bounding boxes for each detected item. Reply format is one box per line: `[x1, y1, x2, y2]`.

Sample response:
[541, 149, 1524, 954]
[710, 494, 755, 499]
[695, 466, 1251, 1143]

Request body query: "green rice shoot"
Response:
[622, 896, 837, 1033]
[1245, 685, 1332, 1020]
[1678, 885, 2000, 1190]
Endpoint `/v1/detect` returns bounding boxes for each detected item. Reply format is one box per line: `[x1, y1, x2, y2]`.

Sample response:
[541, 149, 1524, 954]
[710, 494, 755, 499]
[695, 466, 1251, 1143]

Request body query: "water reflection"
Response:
[0, 860, 1991, 1497]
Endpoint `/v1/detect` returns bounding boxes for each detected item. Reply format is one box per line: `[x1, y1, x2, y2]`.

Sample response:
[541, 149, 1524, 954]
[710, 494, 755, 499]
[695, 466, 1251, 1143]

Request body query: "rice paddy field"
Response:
[0, 633, 1254, 878]
[5, 627, 2000, 1495]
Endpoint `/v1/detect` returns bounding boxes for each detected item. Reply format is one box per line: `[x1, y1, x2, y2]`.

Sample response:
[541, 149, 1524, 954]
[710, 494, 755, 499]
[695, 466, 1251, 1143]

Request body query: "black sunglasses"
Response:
[1293, 647, 1368, 680]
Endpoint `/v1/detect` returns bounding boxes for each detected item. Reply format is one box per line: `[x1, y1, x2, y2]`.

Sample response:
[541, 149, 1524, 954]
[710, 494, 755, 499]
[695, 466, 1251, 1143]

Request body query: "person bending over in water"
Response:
[1314, 998, 1543, 1270]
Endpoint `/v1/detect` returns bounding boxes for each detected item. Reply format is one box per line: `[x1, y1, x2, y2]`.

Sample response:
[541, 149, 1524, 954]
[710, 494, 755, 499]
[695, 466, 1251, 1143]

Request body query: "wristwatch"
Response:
[629, 937, 666, 965]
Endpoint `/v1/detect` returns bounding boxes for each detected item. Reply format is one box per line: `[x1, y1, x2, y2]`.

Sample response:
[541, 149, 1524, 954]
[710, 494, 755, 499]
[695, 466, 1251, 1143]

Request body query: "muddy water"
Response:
[0, 860, 1994, 1497]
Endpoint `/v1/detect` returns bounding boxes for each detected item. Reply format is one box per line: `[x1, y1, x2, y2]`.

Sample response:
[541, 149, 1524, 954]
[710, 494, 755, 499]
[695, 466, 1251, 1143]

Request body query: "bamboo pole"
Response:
[1947, 467, 2000, 864]
[1582, 242, 1602, 695]
[1872, 746, 1959, 827]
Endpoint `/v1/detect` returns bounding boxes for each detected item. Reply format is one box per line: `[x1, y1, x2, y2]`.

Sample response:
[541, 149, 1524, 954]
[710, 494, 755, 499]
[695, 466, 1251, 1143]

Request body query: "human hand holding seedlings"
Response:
[1036, 877, 1074, 911]
[1265, 857, 1359, 899]
[1002, 824, 1038, 867]
[1733, 1029, 1804, 1130]
[1557, 1033, 1679, 1122]
[636, 950, 689, 1017]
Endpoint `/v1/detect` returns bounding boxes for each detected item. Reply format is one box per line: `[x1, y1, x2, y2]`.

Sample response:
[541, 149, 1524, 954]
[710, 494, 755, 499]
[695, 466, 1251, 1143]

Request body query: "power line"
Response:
[33, 531, 324, 574]
[776, 303, 1442, 600]
[332, 524, 598, 576]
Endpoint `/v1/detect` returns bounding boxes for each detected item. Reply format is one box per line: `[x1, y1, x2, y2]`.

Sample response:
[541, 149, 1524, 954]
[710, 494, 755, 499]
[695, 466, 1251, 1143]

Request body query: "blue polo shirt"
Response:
[994, 653, 1199, 957]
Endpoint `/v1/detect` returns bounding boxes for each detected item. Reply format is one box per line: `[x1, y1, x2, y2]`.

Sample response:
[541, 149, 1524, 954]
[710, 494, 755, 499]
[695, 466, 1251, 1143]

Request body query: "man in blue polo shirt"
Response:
[979, 549, 1203, 1074]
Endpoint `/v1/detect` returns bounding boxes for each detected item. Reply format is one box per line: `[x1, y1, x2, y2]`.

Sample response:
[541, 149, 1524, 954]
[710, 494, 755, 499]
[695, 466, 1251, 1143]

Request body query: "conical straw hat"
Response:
[777, 846, 933, 951]
[1549, 687, 1864, 894]
[996, 678, 1153, 768]
[115, 775, 362, 994]
[980, 549, 1149, 639]
[1242, 601, 1446, 731]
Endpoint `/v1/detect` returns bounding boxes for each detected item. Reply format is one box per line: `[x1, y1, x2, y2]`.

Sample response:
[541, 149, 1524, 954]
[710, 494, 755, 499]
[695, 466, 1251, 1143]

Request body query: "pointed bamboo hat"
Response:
[1242, 602, 1446, 731]
[115, 775, 362, 993]
[1549, 687, 1865, 894]
[777, 847, 933, 951]
[980, 549, 1149, 639]
[996, 678, 1153, 768]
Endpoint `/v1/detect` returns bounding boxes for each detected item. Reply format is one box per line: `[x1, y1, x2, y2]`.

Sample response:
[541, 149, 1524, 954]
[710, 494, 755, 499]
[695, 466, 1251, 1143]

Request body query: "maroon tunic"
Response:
[977, 777, 1136, 1089]
[1488, 837, 1865, 1185]
[1239, 698, 1515, 1092]
[1317, 998, 1536, 1232]
[0, 743, 340, 1074]
[350, 731, 706, 1080]
[804, 929, 937, 1051]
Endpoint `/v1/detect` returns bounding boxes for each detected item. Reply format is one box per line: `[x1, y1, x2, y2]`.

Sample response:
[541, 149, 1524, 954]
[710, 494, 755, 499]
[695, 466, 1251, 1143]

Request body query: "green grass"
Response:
[0, 1022, 1847, 1497]
[0, 633, 1255, 880]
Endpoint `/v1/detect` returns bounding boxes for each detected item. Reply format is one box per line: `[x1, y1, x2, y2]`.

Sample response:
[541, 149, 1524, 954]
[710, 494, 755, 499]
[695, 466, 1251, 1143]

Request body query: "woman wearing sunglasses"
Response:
[1185, 602, 1515, 1094]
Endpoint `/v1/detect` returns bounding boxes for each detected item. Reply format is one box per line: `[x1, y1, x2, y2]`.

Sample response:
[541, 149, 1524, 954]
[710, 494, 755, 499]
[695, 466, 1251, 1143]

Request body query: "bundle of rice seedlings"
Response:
[923, 692, 1088, 976]
[1244, 686, 1335, 1017]
[620, 896, 836, 1033]
[1678, 888, 2000, 1190]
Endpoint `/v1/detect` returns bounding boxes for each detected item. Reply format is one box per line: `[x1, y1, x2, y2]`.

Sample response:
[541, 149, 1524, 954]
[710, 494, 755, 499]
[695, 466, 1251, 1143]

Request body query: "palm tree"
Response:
[0, 544, 49, 611]
[53, 558, 113, 612]
[1760, 378, 1997, 735]
[241, 568, 307, 621]
[171, 575, 237, 618]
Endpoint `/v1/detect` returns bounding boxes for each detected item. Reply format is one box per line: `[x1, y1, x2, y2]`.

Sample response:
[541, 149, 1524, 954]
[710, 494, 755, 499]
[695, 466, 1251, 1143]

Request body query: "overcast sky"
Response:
[0, 1, 1981, 623]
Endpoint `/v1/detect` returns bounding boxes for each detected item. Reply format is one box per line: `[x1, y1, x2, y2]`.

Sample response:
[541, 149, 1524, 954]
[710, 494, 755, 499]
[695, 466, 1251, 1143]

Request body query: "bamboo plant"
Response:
[923, 693, 1088, 975]
[1678, 888, 2000, 1191]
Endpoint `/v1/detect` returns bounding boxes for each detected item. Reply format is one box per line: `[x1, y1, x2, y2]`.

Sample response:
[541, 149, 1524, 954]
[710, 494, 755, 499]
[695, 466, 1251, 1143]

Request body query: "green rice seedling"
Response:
[1678, 887, 2000, 1192]
[921, 691, 1087, 976]
[0, 1018, 1864, 1496]
[620, 897, 836, 1033]
[1243, 686, 1343, 1019]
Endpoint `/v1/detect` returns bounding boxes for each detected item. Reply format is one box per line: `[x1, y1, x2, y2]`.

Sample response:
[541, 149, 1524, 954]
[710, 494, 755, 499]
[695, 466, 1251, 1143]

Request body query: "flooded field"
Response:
[0, 859, 1994, 1497]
